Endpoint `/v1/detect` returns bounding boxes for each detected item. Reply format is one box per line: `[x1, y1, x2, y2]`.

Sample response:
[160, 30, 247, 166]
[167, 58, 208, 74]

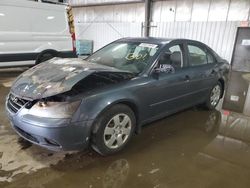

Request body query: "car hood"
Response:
[11, 58, 130, 100]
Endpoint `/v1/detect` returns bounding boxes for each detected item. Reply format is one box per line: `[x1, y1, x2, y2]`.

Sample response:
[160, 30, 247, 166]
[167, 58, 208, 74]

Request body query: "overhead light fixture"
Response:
[47, 16, 55, 20]
[242, 39, 250, 46]
[0, 13, 5, 17]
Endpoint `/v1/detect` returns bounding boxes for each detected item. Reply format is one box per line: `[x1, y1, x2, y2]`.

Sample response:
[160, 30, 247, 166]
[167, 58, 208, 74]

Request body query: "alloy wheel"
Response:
[210, 85, 221, 107]
[103, 113, 132, 149]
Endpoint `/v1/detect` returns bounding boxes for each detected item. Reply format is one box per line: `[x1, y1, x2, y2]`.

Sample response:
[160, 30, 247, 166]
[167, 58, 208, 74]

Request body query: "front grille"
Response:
[7, 93, 29, 113]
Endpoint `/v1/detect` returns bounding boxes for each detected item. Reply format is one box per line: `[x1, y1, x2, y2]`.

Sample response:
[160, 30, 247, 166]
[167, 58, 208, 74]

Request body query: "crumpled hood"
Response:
[11, 58, 126, 100]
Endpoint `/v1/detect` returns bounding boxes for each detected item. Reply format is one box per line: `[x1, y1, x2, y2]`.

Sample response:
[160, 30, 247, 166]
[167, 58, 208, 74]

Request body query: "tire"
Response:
[205, 82, 222, 110]
[36, 52, 56, 64]
[91, 104, 136, 156]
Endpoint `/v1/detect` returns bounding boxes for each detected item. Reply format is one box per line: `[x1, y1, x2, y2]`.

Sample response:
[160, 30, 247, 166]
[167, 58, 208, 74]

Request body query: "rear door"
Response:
[185, 42, 219, 104]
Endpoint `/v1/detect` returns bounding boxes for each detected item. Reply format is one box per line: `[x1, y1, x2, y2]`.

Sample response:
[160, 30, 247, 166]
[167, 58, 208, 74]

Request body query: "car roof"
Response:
[116, 37, 203, 46]
[116, 37, 172, 45]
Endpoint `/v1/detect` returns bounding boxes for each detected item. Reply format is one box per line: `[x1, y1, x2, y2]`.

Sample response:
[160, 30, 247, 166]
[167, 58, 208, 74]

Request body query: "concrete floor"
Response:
[1, 69, 250, 188]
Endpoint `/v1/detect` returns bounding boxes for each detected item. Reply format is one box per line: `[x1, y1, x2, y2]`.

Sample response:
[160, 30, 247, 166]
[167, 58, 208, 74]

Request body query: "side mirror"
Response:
[152, 67, 160, 79]
[154, 67, 164, 74]
[153, 64, 175, 76]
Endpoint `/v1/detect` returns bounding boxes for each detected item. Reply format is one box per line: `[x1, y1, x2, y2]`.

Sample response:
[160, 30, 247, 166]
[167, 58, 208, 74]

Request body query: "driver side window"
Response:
[158, 45, 183, 73]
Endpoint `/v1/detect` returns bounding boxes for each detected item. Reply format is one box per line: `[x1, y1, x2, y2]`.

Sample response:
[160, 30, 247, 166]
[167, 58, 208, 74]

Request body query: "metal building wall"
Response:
[72, 3, 144, 22]
[69, 0, 139, 6]
[151, 0, 249, 22]
[75, 22, 142, 51]
[150, 21, 239, 62]
[72, 2, 144, 51]
[150, 0, 249, 62]
[70, 0, 250, 23]
[70, 0, 250, 62]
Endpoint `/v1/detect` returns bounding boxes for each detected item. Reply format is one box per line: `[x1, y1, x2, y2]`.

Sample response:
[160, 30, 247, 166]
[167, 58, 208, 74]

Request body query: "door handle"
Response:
[185, 75, 190, 82]
[211, 69, 216, 75]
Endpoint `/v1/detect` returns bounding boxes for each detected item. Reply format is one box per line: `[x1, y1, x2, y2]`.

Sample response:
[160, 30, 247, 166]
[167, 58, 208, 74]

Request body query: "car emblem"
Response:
[10, 95, 18, 103]
[13, 97, 18, 103]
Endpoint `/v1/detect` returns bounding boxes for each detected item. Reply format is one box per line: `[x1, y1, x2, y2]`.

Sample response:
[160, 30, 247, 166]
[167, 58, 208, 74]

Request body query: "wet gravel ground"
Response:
[1, 68, 250, 188]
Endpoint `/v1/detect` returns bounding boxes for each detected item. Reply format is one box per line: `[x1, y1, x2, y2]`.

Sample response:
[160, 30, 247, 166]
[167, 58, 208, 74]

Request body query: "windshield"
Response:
[86, 42, 159, 74]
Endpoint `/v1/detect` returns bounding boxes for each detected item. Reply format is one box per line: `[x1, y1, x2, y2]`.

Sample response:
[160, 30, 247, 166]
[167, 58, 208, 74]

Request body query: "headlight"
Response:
[27, 101, 81, 118]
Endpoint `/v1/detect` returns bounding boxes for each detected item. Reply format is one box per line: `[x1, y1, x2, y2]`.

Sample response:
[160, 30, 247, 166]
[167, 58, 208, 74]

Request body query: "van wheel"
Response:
[91, 104, 136, 156]
[36, 52, 57, 64]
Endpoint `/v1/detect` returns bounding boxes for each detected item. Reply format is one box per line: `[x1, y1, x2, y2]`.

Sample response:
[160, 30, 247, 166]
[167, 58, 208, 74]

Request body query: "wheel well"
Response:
[218, 78, 225, 98]
[36, 50, 58, 64]
[39, 49, 58, 56]
[117, 101, 141, 134]
[92, 101, 140, 135]
[118, 101, 138, 122]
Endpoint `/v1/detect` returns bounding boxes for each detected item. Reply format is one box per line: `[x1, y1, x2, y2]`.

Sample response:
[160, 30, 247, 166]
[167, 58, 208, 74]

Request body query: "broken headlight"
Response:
[27, 101, 81, 118]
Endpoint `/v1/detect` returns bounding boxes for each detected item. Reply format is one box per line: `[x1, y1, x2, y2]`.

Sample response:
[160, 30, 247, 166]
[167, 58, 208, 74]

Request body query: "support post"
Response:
[144, 0, 151, 37]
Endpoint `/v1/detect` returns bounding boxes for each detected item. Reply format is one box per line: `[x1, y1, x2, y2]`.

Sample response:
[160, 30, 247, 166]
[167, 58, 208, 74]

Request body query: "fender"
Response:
[72, 89, 142, 133]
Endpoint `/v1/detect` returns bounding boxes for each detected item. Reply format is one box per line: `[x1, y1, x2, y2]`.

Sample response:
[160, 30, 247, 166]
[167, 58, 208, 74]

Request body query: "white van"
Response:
[0, 0, 76, 67]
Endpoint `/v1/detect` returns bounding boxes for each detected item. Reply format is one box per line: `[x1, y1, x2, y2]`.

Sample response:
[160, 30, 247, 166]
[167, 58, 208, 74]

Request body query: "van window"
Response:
[0, 6, 31, 32]
[31, 10, 67, 33]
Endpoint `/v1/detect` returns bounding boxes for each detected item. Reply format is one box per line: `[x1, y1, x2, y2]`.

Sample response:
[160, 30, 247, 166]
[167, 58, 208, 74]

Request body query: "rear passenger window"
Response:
[188, 45, 207, 66]
[207, 52, 215, 63]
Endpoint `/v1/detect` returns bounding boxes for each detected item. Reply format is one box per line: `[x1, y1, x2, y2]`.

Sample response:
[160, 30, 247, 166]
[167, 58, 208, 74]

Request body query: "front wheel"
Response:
[91, 104, 136, 156]
[205, 82, 222, 110]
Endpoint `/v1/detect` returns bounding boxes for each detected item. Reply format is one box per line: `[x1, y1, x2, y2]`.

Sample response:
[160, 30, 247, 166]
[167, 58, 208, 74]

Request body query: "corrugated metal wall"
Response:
[70, 0, 250, 62]
[70, 0, 138, 6]
[152, 0, 250, 22]
[72, 3, 144, 22]
[70, 0, 250, 22]
[75, 22, 142, 51]
[151, 21, 239, 62]
[72, 2, 144, 51]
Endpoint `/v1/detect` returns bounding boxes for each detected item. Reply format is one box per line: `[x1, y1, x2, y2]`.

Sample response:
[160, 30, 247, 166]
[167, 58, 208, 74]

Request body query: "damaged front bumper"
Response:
[5, 99, 93, 151]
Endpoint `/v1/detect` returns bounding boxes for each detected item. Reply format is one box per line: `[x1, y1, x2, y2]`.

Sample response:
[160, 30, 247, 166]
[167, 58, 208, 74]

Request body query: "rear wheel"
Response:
[91, 104, 136, 156]
[36, 52, 57, 64]
[205, 82, 222, 110]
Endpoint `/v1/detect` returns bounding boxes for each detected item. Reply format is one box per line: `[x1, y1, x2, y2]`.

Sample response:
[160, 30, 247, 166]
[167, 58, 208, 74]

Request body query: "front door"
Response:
[146, 43, 193, 118]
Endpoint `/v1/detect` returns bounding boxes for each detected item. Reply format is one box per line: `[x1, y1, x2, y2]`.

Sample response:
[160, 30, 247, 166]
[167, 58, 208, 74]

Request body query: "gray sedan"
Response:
[6, 38, 229, 155]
